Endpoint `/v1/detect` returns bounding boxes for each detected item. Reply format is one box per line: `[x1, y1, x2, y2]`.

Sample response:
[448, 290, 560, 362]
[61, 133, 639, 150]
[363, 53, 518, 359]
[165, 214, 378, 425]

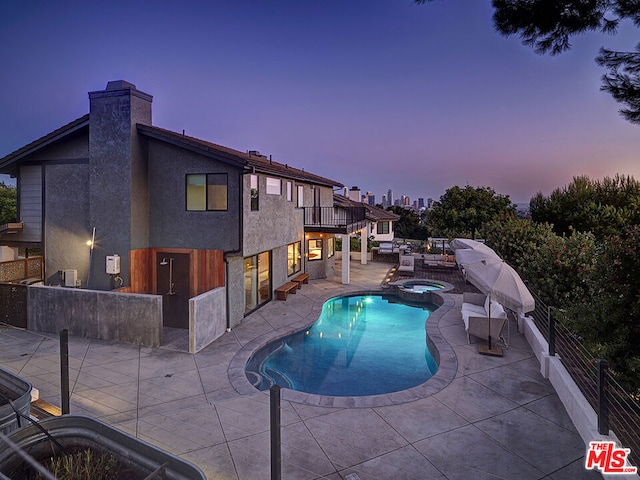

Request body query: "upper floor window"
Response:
[297, 185, 304, 208]
[266, 177, 281, 195]
[377, 221, 390, 235]
[250, 174, 259, 211]
[286, 181, 292, 201]
[186, 174, 228, 211]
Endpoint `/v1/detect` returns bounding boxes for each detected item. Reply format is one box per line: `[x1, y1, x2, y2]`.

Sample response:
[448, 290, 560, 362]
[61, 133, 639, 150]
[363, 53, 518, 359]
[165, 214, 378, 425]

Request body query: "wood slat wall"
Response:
[127, 248, 224, 297]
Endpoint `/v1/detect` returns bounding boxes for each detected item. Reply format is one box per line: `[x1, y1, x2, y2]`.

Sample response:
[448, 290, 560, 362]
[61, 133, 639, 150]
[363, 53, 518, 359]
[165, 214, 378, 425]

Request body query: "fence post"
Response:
[60, 329, 70, 415]
[270, 385, 281, 480]
[547, 306, 556, 357]
[597, 359, 609, 435]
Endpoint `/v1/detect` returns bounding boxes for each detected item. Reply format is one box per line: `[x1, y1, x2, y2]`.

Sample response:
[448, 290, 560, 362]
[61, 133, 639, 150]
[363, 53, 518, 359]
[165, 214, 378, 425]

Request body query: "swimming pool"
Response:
[244, 294, 439, 396]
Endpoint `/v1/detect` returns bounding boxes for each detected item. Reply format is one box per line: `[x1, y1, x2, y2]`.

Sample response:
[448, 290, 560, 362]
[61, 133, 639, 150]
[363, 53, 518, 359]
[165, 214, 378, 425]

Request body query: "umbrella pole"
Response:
[479, 293, 503, 357]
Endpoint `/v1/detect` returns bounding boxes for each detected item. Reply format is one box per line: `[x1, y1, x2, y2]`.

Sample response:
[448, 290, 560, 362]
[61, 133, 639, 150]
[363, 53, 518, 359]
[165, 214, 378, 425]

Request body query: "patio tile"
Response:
[181, 444, 240, 480]
[414, 424, 545, 479]
[475, 407, 587, 475]
[432, 375, 519, 423]
[469, 364, 556, 405]
[345, 445, 446, 480]
[374, 396, 468, 443]
[303, 409, 408, 468]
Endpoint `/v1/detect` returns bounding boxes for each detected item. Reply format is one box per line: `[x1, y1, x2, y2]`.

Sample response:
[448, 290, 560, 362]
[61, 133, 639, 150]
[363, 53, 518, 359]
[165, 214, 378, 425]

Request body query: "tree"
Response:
[386, 206, 430, 240]
[427, 185, 515, 239]
[416, 0, 640, 124]
[564, 226, 640, 395]
[0, 182, 17, 225]
[530, 174, 640, 238]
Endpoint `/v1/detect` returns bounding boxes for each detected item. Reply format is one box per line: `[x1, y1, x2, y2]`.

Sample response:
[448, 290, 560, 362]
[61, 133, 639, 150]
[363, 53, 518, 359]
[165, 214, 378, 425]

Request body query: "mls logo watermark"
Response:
[585, 441, 638, 474]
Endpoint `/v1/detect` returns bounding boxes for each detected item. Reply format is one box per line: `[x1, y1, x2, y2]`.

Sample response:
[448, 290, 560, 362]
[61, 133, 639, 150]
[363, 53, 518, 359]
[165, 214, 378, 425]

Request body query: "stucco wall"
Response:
[146, 140, 242, 251]
[226, 256, 245, 328]
[242, 174, 305, 257]
[28, 285, 162, 347]
[190, 286, 226, 353]
[44, 163, 91, 287]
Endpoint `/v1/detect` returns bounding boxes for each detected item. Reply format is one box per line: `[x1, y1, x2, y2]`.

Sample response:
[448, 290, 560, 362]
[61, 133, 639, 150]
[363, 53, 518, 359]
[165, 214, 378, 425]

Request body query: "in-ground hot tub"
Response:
[389, 279, 454, 305]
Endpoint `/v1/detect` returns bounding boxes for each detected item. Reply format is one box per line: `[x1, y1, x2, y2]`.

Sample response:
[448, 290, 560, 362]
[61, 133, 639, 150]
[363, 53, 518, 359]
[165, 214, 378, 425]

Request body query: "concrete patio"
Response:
[0, 260, 602, 479]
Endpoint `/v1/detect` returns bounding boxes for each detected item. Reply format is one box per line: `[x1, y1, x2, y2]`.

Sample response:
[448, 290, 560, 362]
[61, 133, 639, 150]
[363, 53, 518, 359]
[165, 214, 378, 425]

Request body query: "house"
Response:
[0, 80, 364, 351]
[332, 194, 400, 258]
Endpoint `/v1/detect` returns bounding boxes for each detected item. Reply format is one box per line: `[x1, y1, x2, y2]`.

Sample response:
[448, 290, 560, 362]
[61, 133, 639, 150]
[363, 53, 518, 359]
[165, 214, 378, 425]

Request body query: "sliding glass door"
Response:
[244, 251, 271, 314]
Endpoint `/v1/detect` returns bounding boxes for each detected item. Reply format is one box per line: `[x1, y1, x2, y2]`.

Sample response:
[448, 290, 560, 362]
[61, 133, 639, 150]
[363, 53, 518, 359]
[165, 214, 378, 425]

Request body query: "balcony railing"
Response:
[303, 206, 367, 234]
[0, 256, 44, 283]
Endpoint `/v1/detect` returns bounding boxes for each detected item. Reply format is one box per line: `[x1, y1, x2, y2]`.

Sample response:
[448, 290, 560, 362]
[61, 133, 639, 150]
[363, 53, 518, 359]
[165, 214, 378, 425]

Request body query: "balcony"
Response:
[303, 206, 367, 234]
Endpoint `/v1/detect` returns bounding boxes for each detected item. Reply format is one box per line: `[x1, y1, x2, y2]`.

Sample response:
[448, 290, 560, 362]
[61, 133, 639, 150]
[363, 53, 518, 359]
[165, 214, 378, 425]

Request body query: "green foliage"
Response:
[530, 174, 640, 238]
[563, 226, 640, 395]
[484, 217, 596, 308]
[0, 182, 17, 225]
[427, 185, 515, 239]
[386, 206, 430, 240]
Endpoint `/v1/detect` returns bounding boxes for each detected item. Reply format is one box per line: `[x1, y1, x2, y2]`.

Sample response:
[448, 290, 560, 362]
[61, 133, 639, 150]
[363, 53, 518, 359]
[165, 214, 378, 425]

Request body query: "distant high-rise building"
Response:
[418, 198, 425, 209]
[387, 188, 393, 207]
[382, 194, 387, 207]
[362, 191, 375, 205]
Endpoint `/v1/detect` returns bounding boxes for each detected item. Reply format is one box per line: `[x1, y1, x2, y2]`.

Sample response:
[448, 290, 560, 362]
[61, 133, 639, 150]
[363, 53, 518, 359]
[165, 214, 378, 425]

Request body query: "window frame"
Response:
[328, 237, 335, 258]
[250, 174, 259, 211]
[266, 177, 281, 195]
[287, 241, 302, 276]
[297, 185, 304, 208]
[377, 221, 390, 235]
[308, 238, 323, 261]
[186, 173, 228, 211]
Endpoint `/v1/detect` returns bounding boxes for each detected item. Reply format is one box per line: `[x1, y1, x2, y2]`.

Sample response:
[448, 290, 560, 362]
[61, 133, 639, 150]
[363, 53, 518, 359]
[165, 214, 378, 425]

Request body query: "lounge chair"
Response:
[397, 255, 415, 274]
[461, 292, 507, 345]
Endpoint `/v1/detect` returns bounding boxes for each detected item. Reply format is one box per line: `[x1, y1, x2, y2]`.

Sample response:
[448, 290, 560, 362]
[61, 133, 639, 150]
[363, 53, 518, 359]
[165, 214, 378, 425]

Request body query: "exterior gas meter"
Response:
[106, 255, 120, 275]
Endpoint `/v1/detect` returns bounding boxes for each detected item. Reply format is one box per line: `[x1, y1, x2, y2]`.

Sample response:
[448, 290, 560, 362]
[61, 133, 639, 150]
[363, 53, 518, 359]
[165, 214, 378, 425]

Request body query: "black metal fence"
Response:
[0, 283, 27, 329]
[529, 290, 640, 467]
[303, 206, 367, 232]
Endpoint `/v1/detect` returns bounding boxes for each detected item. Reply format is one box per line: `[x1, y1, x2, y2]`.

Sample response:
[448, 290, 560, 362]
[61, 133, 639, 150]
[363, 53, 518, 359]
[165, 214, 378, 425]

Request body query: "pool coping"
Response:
[228, 289, 458, 408]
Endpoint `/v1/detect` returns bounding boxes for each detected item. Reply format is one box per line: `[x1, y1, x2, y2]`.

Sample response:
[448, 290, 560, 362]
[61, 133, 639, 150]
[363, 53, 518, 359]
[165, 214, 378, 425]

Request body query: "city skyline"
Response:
[2, 1, 640, 204]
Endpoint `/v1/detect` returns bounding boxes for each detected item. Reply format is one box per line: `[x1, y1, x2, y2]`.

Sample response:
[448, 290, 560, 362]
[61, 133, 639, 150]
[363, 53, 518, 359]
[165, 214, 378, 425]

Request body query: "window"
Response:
[328, 237, 335, 258]
[266, 177, 281, 195]
[297, 185, 304, 208]
[250, 174, 259, 211]
[186, 174, 227, 211]
[377, 221, 390, 235]
[244, 251, 270, 313]
[308, 239, 322, 261]
[287, 241, 301, 276]
[286, 181, 292, 201]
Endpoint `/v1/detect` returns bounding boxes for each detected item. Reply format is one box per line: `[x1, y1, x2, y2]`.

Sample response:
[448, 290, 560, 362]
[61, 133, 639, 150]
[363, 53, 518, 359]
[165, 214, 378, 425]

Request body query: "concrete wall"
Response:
[28, 285, 162, 347]
[146, 140, 242, 251]
[226, 256, 245, 329]
[190, 286, 226, 353]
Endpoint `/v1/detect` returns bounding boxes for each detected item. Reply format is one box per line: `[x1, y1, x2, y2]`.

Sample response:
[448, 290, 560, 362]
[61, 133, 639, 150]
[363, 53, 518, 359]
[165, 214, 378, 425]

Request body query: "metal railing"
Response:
[303, 206, 367, 232]
[529, 290, 640, 467]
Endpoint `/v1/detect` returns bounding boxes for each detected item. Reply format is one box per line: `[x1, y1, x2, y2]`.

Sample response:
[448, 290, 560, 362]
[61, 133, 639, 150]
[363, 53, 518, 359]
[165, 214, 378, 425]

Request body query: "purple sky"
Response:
[1, 0, 639, 204]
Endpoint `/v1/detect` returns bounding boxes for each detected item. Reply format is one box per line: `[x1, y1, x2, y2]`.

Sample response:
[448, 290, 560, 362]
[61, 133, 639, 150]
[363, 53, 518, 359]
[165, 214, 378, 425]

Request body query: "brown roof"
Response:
[333, 194, 400, 222]
[0, 115, 90, 171]
[137, 124, 343, 188]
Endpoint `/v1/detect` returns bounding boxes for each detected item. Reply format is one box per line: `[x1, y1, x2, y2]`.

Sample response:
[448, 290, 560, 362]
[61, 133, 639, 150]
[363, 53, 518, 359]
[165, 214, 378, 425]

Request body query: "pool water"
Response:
[403, 283, 444, 293]
[245, 295, 439, 396]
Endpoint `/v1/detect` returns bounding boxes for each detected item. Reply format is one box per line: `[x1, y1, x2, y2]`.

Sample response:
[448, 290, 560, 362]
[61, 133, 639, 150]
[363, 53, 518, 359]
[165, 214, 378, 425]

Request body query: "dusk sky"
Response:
[2, 0, 639, 204]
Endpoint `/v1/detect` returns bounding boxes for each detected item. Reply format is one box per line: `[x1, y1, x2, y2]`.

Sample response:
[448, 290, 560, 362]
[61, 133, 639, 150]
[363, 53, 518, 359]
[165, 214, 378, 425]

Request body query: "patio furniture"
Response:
[275, 282, 298, 300]
[397, 255, 414, 274]
[461, 292, 507, 345]
[292, 273, 310, 289]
